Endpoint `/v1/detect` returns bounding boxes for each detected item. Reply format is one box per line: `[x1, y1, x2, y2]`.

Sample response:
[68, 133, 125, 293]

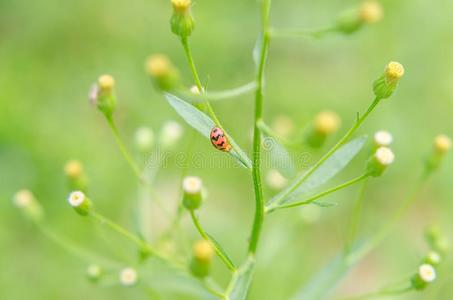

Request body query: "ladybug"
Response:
[210, 127, 232, 152]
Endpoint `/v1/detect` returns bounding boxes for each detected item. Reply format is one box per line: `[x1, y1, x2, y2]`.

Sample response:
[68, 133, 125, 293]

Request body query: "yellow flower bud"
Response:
[190, 240, 214, 278]
[146, 54, 180, 91]
[170, 0, 194, 38]
[171, 0, 191, 13]
[434, 134, 451, 154]
[359, 1, 383, 24]
[98, 74, 115, 92]
[385, 61, 405, 84]
[64, 160, 83, 179]
[314, 111, 341, 135]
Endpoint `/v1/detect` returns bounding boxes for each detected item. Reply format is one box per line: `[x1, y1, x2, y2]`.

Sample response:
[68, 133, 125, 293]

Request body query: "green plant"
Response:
[13, 0, 451, 299]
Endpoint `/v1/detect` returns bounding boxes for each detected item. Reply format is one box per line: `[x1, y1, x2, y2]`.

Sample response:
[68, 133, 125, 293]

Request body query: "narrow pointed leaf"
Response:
[206, 232, 236, 269]
[226, 256, 256, 300]
[312, 201, 337, 207]
[164, 93, 252, 168]
[269, 136, 367, 205]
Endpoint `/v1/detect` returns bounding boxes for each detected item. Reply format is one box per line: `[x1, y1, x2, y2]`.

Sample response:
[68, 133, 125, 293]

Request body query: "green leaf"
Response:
[269, 136, 367, 205]
[206, 232, 236, 269]
[225, 256, 256, 300]
[263, 136, 296, 178]
[164, 93, 252, 169]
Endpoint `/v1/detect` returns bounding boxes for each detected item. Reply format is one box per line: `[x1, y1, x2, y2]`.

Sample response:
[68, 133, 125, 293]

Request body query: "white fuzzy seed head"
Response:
[68, 191, 86, 207]
[183, 176, 202, 195]
[119, 267, 137, 286]
[375, 147, 395, 166]
[13, 189, 34, 208]
[419, 264, 436, 283]
[266, 169, 287, 190]
[374, 130, 393, 147]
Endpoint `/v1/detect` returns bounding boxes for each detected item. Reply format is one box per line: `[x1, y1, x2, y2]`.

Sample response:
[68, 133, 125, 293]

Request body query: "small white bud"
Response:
[183, 176, 202, 194]
[13, 189, 44, 222]
[134, 127, 154, 153]
[375, 147, 395, 166]
[266, 169, 287, 190]
[68, 191, 91, 216]
[374, 130, 393, 147]
[190, 85, 203, 95]
[159, 121, 183, 149]
[119, 267, 138, 286]
[418, 264, 436, 283]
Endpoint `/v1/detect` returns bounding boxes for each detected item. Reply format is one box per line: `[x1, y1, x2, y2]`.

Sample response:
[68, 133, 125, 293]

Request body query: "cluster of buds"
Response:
[89, 74, 117, 118]
[64, 160, 88, 192]
[306, 110, 341, 148]
[336, 0, 383, 34]
[67, 191, 92, 216]
[182, 176, 204, 210]
[134, 126, 155, 154]
[366, 146, 395, 176]
[13, 189, 44, 222]
[425, 134, 451, 172]
[373, 61, 405, 99]
[189, 240, 214, 278]
[146, 54, 180, 91]
[170, 0, 194, 39]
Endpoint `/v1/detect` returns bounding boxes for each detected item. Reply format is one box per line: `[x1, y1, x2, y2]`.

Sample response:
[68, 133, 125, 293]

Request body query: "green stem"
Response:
[190, 210, 236, 272]
[271, 97, 381, 207]
[105, 115, 143, 181]
[270, 26, 337, 39]
[37, 223, 119, 268]
[340, 285, 413, 300]
[344, 178, 369, 256]
[248, 0, 271, 255]
[266, 174, 369, 213]
[180, 37, 222, 127]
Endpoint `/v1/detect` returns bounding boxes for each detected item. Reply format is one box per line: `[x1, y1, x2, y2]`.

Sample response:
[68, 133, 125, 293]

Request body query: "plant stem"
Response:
[248, 0, 272, 255]
[344, 178, 369, 256]
[270, 26, 337, 39]
[180, 37, 223, 127]
[267, 174, 369, 213]
[105, 115, 143, 181]
[271, 97, 381, 207]
[190, 210, 236, 272]
[340, 285, 413, 300]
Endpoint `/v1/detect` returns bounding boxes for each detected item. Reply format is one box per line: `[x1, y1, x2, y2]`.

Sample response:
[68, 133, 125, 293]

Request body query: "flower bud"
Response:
[359, 1, 383, 24]
[424, 251, 441, 267]
[64, 160, 88, 192]
[190, 85, 203, 95]
[306, 111, 341, 148]
[159, 120, 183, 149]
[90, 75, 117, 118]
[411, 264, 436, 290]
[425, 225, 450, 256]
[13, 189, 44, 222]
[189, 240, 214, 278]
[182, 176, 203, 210]
[425, 134, 451, 172]
[67, 191, 92, 216]
[146, 54, 180, 91]
[170, 0, 195, 38]
[134, 127, 154, 154]
[119, 267, 138, 286]
[373, 62, 405, 99]
[373, 130, 393, 147]
[366, 146, 395, 177]
[86, 264, 102, 283]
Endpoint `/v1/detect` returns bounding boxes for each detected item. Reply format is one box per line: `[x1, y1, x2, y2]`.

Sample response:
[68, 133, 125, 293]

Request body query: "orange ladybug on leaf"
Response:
[210, 127, 232, 152]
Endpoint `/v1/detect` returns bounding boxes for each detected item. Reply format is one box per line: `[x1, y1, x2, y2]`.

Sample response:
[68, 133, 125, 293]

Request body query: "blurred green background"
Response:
[1, 0, 452, 299]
